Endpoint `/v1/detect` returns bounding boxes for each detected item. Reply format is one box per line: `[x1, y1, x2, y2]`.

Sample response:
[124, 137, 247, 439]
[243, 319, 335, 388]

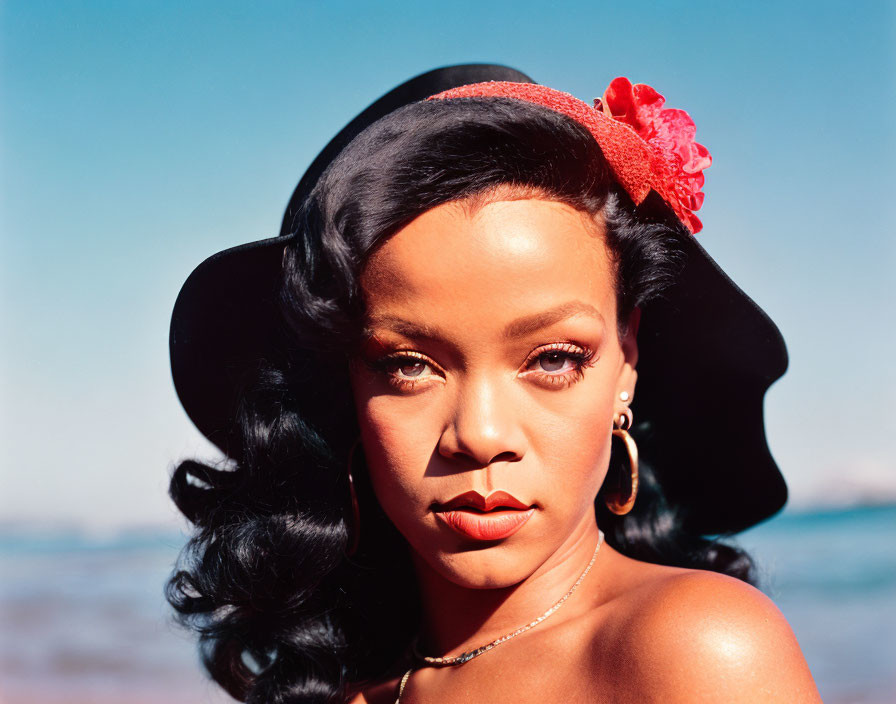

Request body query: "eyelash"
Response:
[368, 351, 435, 392]
[523, 343, 598, 388]
[368, 342, 598, 392]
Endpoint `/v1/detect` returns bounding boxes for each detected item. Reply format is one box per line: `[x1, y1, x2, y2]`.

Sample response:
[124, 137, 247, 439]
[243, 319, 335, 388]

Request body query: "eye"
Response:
[393, 358, 428, 377]
[522, 343, 597, 389]
[535, 350, 575, 373]
[367, 351, 442, 391]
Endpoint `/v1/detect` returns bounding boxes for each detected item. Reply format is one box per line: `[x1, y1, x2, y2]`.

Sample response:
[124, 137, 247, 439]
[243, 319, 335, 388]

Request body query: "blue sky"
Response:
[2, 0, 894, 528]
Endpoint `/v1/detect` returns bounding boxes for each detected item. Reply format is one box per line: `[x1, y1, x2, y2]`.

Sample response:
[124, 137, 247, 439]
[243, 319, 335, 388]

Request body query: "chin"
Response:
[415, 539, 545, 590]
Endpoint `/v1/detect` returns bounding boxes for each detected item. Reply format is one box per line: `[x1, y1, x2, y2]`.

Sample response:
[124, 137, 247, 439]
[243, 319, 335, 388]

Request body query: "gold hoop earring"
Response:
[345, 437, 362, 556]
[605, 409, 639, 515]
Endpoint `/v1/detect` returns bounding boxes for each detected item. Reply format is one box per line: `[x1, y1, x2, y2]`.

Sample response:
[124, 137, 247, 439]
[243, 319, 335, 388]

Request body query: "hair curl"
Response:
[167, 97, 757, 704]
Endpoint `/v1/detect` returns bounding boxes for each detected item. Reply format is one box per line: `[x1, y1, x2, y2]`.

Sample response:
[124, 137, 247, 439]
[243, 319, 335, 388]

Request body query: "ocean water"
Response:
[739, 506, 896, 703]
[0, 506, 893, 703]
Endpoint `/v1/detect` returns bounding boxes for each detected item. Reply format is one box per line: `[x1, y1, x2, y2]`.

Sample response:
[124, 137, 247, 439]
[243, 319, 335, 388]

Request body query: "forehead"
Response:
[360, 198, 617, 334]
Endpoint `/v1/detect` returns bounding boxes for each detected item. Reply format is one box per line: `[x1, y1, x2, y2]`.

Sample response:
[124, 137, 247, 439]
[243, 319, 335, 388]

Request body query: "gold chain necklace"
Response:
[394, 530, 605, 703]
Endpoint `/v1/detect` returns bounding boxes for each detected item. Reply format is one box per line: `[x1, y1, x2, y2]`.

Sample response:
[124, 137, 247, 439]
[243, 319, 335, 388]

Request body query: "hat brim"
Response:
[170, 64, 788, 535]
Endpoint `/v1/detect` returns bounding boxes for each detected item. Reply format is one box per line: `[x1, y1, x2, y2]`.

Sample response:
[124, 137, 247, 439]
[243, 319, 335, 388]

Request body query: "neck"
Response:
[411, 509, 603, 657]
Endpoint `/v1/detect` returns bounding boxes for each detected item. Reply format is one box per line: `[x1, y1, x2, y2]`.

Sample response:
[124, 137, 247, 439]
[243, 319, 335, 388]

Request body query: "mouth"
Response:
[432, 491, 536, 541]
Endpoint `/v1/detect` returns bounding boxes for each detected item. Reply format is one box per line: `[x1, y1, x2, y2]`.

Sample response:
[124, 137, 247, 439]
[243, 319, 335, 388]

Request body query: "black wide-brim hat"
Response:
[170, 64, 788, 535]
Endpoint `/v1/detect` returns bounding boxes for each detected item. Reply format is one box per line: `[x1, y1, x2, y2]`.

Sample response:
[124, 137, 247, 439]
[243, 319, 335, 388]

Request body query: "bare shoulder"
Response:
[345, 675, 401, 704]
[614, 568, 822, 702]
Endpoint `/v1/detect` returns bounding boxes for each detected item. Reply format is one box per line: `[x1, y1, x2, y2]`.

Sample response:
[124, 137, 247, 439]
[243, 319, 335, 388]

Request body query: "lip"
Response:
[436, 490, 531, 512]
[433, 491, 535, 541]
[436, 508, 535, 540]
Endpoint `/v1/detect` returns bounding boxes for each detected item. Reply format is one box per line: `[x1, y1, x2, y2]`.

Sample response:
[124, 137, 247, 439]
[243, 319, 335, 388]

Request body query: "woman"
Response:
[167, 65, 821, 703]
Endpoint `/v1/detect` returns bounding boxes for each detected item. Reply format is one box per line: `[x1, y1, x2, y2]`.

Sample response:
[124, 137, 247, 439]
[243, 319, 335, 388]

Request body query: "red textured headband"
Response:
[427, 78, 711, 234]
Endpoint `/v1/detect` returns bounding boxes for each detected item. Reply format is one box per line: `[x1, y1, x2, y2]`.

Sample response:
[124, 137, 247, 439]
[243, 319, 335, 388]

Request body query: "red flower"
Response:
[595, 77, 711, 233]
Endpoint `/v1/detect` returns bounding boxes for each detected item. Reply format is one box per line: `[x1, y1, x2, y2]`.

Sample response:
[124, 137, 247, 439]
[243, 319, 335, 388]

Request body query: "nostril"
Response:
[445, 448, 522, 471]
[490, 450, 522, 464]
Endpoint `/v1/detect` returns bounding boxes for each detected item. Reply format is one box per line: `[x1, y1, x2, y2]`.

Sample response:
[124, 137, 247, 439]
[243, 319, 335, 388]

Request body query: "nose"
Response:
[437, 373, 527, 469]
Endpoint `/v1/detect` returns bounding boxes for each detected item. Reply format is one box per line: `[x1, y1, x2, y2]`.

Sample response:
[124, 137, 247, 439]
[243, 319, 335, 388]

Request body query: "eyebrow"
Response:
[503, 300, 605, 338]
[364, 300, 605, 342]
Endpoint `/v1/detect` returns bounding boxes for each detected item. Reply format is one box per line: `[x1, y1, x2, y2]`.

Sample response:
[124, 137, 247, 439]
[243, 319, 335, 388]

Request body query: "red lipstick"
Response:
[433, 491, 535, 541]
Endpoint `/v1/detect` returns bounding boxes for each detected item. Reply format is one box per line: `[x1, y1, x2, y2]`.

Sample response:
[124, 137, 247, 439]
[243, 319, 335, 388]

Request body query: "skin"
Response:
[346, 195, 821, 703]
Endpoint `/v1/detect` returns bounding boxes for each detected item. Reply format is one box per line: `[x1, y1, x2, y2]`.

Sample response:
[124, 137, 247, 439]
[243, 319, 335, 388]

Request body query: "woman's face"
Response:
[348, 195, 639, 589]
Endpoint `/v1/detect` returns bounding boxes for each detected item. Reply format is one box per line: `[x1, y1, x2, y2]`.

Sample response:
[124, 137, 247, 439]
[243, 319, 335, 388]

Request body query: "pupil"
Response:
[399, 361, 424, 377]
[540, 352, 566, 372]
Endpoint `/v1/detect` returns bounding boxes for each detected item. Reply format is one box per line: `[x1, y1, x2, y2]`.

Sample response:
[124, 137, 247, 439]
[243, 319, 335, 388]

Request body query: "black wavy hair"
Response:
[166, 97, 757, 704]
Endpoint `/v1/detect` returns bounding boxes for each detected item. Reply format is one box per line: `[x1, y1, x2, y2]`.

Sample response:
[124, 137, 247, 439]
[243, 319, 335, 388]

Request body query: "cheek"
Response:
[351, 387, 441, 524]
[529, 382, 615, 510]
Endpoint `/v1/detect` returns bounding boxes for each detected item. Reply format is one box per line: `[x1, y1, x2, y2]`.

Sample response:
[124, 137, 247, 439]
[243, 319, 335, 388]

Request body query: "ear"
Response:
[617, 306, 640, 401]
